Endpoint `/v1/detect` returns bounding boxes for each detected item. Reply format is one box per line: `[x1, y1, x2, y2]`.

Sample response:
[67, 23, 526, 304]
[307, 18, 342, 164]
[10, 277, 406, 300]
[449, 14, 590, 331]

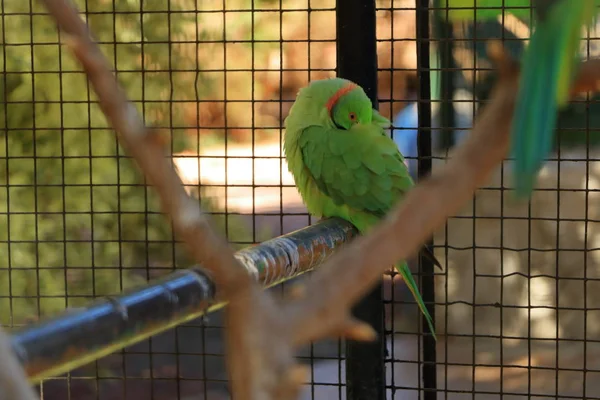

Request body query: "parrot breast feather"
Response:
[298, 124, 414, 225]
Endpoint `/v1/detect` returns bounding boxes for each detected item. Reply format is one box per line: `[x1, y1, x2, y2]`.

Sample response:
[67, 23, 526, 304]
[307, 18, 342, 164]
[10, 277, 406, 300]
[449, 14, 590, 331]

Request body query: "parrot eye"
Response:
[348, 112, 357, 123]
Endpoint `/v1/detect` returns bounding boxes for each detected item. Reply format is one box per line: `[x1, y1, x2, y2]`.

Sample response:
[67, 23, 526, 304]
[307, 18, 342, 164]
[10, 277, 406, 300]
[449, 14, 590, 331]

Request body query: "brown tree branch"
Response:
[36, 1, 289, 399]
[38, 0, 251, 297]
[31, 1, 600, 398]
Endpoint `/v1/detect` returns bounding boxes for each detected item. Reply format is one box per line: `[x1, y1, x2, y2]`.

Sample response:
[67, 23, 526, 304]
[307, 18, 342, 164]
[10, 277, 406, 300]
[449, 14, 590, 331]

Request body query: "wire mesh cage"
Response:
[2, 0, 600, 399]
[433, 3, 600, 399]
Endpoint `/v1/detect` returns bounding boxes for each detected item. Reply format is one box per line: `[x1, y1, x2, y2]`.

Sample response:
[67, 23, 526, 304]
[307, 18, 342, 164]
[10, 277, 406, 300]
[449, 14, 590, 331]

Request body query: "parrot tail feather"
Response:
[510, 1, 588, 198]
[510, 19, 561, 198]
[395, 261, 437, 341]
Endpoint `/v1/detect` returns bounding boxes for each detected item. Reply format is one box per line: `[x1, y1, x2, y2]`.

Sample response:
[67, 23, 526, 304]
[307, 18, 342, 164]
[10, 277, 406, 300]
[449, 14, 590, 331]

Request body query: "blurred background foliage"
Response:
[0, 0, 259, 325]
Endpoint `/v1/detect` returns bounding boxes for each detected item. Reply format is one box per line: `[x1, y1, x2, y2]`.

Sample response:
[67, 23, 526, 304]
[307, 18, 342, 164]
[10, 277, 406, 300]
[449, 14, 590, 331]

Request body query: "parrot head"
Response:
[326, 81, 374, 130]
[284, 77, 390, 145]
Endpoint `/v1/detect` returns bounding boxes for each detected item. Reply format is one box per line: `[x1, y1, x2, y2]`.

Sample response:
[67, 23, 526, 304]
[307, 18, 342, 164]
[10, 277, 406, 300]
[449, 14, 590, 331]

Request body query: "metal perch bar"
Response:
[10, 218, 358, 384]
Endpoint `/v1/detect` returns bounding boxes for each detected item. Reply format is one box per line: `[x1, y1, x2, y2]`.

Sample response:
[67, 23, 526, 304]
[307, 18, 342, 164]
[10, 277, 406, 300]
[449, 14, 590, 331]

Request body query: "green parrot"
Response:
[441, 0, 599, 197]
[283, 77, 442, 339]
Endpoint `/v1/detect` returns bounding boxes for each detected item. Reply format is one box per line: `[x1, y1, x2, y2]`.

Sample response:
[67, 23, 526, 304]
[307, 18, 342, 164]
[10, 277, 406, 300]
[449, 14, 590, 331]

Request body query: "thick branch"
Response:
[283, 46, 600, 345]
[0, 328, 37, 400]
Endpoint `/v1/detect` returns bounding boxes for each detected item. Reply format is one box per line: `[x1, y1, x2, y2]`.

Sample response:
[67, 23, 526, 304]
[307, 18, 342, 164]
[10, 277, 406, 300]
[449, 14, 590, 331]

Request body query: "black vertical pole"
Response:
[433, 0, 457, 151]
[416, 1, 438, 400]
[336, 2, 386, 400]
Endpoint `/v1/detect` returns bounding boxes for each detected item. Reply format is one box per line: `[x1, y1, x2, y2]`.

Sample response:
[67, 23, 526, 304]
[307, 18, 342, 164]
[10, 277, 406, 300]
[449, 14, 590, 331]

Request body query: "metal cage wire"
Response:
[2, 0, 600, 399]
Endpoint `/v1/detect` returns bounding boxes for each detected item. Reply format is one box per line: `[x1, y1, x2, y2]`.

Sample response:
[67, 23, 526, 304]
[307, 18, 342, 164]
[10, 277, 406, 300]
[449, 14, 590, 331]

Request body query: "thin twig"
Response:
[0, 328, 38, 400]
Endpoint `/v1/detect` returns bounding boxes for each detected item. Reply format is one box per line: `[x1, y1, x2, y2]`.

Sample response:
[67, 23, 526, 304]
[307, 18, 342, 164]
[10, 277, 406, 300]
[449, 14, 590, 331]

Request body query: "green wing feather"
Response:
[297, 123, 437, 340]
[511, 0, 597, 197]
[299, 125, 411, 218]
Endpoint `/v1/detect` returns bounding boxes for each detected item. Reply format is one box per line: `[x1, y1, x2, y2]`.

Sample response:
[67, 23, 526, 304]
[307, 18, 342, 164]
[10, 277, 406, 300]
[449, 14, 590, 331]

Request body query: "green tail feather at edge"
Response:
[510, 0, 594, 198]
[510, 19, 561, 198]
[395, 261, 437, 341]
